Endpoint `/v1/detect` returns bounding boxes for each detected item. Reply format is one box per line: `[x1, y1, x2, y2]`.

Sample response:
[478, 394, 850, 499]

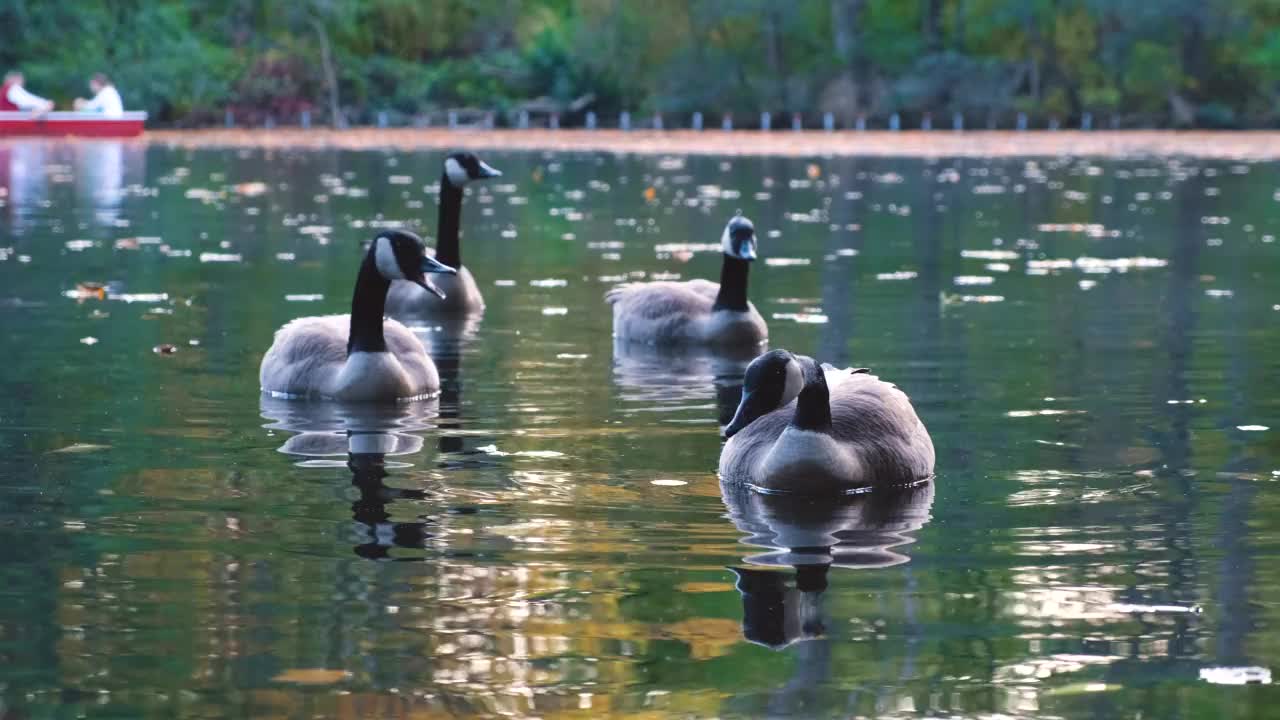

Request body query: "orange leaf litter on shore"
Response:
[115, 128, 1280, 159]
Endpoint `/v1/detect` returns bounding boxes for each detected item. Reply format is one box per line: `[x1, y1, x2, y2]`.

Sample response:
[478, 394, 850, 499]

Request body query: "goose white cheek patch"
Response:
[781, 359, 805, 405]
[445, 157, 469, 186]
[721, 223, 756, 259]
[374, 236, 405, 279]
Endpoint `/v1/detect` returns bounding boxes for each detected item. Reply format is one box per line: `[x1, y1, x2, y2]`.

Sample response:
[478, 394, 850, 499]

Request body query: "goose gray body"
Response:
[719, 352, 934, 494]
[607, 215, 768, 347]
[606, 279, 766, 346]
[260, 314, 439, 401]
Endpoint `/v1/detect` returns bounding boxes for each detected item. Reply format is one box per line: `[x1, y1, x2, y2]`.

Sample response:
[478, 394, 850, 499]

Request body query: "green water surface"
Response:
[0, 141, 1278, 718]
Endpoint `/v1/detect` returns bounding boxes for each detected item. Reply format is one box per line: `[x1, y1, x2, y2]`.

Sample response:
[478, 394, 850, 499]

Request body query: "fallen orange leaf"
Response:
[271, 668, 352, 685]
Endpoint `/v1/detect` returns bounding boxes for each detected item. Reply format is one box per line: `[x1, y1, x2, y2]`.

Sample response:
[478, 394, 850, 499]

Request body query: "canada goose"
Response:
[606, 214, 767, 347]
[719, 350, 934, 494]
[385, 152, 501, 316]
[259, 230, 457, 402]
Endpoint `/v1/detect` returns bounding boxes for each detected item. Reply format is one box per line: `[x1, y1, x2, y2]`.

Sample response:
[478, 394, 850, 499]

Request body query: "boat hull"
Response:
[0, 111, 147, 138]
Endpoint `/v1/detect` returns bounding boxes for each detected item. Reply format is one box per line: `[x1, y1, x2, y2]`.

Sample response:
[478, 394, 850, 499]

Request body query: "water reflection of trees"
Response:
[611, 339, 761, 426]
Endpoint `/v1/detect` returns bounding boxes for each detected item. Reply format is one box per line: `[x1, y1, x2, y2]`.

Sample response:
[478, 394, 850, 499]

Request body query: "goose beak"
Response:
[417, 255, 457, 299]
[417, 277, 446, 299]
[477, 161, 502, 179]
[730, 231, 757, 261]
[722, 390, 756, 438]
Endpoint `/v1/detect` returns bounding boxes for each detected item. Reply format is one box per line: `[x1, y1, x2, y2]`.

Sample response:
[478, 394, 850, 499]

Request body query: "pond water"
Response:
[1, 140, 1278, 718]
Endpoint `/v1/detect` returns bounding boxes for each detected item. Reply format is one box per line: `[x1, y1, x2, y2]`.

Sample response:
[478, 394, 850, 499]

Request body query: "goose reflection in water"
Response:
[611, 339, 764, 425]
[413, 318, 499, 467]
[721, 480, 935, 649]
[260, 397, 445, 560]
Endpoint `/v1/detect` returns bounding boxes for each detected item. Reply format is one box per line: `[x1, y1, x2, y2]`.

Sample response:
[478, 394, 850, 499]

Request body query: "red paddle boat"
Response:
[0, 111, 146, 138]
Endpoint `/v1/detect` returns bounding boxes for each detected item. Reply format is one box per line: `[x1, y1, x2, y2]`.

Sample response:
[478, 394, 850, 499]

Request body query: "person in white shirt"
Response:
[74, 73, 123, 117]
[1, 71, 54, 113]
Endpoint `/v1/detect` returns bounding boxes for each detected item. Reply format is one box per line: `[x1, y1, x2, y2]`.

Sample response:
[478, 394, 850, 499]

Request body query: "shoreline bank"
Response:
[16, 128, 1280, 159]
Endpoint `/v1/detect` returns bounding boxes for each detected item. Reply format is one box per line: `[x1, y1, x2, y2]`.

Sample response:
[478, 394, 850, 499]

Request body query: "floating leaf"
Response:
[233, 181, 268, 196]
[271, 669, 351, 685]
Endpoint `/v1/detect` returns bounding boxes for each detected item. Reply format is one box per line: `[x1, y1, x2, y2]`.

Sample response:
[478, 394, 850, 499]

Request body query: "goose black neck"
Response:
[713, 255, 751, 311]
[791, 375, 833, 433]
[435, 175, 464, 268]
[349, 451, 391, 560]
[794, 562, 831, 592]
[348, 254, 390, 354]
[348, 451, 388, 487]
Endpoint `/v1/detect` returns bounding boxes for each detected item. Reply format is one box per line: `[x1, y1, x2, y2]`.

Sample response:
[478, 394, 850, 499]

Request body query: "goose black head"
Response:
[723, 349, 807, 438]
[372, 230, 456, 298]
[721, 214, 758, 261]
[443, 151, 502, 188]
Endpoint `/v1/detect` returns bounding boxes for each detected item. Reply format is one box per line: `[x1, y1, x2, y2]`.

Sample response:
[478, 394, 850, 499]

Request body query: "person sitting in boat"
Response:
[0, 71, 54, 113]
[73, 73, 123, 117]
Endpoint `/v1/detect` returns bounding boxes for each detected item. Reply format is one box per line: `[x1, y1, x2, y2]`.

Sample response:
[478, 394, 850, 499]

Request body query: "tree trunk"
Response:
[765, 8, 786, 108]
[831, 0, 857, 62]
[1180, 7, 1204, 101]
[1043, 0, 1061, 108]
[830, 0, 867, 113]
[312, 17, 342, 128]
[1169, 92, 1195, 127]
[1025, 11, 1041, 101]
[922, 0, 943, 53]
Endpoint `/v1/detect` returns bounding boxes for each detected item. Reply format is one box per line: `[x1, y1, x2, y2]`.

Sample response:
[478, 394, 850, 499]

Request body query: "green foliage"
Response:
[1123, 41, 1181, 113]
[1245, 29, 1280, 82]
[1080, 84, 1121, 112]
[1, 0, 1279, 126]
